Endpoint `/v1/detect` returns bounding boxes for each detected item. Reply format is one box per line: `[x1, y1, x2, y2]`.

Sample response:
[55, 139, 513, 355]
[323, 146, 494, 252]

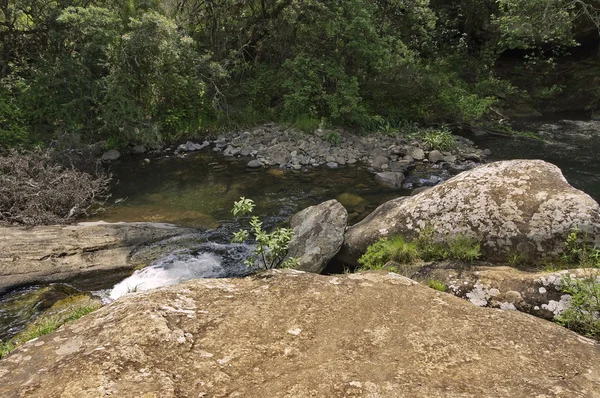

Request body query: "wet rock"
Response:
[428, 150, 443, 163]
[101, 149, 121, 162]
[1, 270, 599, 398]
[336, 193, 367, 208]
[338, 160, 600, 265]
[184, 141, 197, 151]
[0, 223, 196, 294]
[130, 145, 146, 155]
[287, 200, 348, 273]
[247, 160, 262, 168]
[375, 171, 405, 189]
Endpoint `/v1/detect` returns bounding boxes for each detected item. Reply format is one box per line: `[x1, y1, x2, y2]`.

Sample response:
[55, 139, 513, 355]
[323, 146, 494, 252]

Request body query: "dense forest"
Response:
[1, 0, 599, 149]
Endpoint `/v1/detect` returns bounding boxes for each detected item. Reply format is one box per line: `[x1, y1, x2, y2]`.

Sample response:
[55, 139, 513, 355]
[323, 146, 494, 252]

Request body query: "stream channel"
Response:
[1, 119, 599, 342]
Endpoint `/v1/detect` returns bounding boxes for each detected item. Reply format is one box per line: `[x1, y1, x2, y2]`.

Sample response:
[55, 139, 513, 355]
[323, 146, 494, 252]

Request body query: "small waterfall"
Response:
[109, 242, 254, 300]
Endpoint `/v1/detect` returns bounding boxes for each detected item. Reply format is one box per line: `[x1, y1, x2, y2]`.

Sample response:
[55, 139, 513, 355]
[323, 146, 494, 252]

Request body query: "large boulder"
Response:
[287, 200, 347, 273]
[338, 160, 600, 265]
[0, 222, 196, 294]
[1, 270, 599, 397]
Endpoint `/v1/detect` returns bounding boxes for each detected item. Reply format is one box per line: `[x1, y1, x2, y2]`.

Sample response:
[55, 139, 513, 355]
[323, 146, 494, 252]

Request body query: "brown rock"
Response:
[1, 270, 598, 397]
[0, 222, 195, 293]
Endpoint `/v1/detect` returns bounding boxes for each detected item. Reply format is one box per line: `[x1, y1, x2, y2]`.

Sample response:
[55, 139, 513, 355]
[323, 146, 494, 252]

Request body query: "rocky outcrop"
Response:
[338, 160, 600, 265]
[287, 200, 348, 273]
[0, 222, 196, 294]
[1, 270, 598, 397]
[418, 265, 597, 320]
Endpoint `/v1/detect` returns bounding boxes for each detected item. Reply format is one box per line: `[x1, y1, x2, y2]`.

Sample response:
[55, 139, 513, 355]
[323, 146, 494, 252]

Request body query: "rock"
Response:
[336, 193, 367, 208]
[0, 222, 196, 294]
[372, 155, 389, 169]
[442, 155, 457, 163]
[130, 145, 146, 154]
[247, 160, 262, 168]
[184, 141, 196, 151]
[410, 186, 431, 196]
[287, 200, 348, 273]
[389, 160, 412, 173]
[374, 171, 405, 189]
[483, 148, 492, 156]
[143, 158, 151, 164]
[326, 162, 338, 168]
[338, 160, 600, 265]
[240, 148, 252, 156]
[428, 150, 443, 163]
[1, 270, 599, 398]
[408, 147, 425, 160]
[421, 266, 597, 321]
[101, 149, 121, 162]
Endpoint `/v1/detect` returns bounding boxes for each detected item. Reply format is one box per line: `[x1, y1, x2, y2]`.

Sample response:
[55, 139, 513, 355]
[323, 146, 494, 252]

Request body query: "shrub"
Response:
[557, 272, 600, 340]
[0, 149, 111, 225]
[427, 279, 447, 292]
[231, 197, 297, 270]
[447, 236, 482, 262]
[323, 131, 342, 146]
[358, 229, 481, 273]
[420, 128, 457, 151]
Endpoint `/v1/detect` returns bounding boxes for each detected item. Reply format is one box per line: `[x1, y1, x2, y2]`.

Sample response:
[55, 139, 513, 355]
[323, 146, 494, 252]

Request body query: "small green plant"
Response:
[447, 235, 481, 262]
[507, 250, 527, 266]
[420, 128, 457, 151]
[414, 225, 449, 261]
[322, 130, 342, 145]
[560, 226, 600, 269]
[293, 115, 321, 133]
[427, 279, 447, 292]
[231, 197, 298, 270]
[357, 228, 481, 274]
[556, 271, 600, 340]
[0, 341, 16, 358]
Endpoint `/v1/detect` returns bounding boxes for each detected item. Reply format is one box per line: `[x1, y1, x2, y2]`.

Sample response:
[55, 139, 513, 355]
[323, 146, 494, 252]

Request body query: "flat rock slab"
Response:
[1, 270, 598, 397]
[0, 222, 196, 293]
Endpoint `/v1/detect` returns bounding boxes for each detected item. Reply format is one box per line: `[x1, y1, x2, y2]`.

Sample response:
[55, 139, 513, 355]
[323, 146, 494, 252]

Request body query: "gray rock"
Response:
[443, 155, 457, 163]
[389, 160, 412, 173]
[372, 155, 389, 169]
[483, 149, 492, 156]
[101, 149, 121, 162]
[326, 162, 338, 168]
[337, 160, 600, 265]
[287, 200, 348, 273]
[247, 160, 262, 168]
[184, 141, 197, 151]
[408, 147, 425, 160]
[131, 145, 146, 154]
[374, 171, 405, 189]
[428, 150, 443, 163]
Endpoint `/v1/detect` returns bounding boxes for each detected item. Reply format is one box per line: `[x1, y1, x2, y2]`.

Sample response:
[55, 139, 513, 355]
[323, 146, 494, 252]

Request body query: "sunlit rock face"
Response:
[338, 160, 600, 265]
[1, 270, 599, 397]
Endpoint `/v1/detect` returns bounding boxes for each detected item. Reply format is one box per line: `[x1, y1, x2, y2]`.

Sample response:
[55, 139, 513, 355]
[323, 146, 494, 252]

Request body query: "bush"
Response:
[358, 229, 481, 273]
[557, 272, 600, 340]
[0, 150, 111, 225]
[420, 128, 458, 151]
[231, 197, 298, 270]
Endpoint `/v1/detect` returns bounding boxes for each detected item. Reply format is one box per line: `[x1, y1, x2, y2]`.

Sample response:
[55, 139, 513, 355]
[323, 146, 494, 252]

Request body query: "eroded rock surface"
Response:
[0, 222, 196, 293]
[338, 160, 600, 265]
[0, 270, 598, 398]
[287, 200, 347, 273]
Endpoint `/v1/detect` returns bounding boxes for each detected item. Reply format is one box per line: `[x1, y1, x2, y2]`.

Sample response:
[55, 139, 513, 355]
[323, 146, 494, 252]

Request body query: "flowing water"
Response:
[2, 120, 599, 342]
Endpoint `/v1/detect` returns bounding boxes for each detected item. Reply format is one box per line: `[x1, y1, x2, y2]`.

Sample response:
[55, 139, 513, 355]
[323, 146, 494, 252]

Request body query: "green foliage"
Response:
[427, 279, 448, 292]
[293, 116, 320, 133]
[358, 228, 481, 273]
[419, 128, 458, 151]
[322, 131, 342, 146]
[448, 236, 482, 262]
[0, 300, 100, 359]
[231, 197, 297, 270]
[560, 226, 600, 269]
[557, 272, 600, 340]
